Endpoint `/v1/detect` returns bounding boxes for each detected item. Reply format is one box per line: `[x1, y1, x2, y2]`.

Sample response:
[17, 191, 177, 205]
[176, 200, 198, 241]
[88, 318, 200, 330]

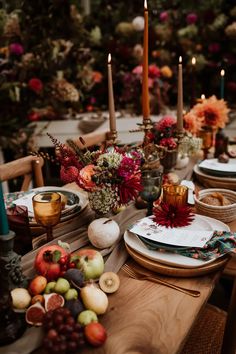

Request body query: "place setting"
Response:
[124, 181, 236, 278]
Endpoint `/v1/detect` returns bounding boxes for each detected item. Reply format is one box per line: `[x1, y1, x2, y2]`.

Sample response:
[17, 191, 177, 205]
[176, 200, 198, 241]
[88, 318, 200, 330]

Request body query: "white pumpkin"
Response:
[88, 218, 120, 249]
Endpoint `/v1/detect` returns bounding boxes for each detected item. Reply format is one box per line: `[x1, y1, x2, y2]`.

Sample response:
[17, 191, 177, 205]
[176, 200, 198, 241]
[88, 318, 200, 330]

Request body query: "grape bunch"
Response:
[42, 307, 85, 353]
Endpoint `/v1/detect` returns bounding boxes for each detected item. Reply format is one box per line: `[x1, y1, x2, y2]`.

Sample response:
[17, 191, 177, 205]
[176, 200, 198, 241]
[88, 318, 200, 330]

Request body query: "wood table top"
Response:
[30, 181, 234, 354]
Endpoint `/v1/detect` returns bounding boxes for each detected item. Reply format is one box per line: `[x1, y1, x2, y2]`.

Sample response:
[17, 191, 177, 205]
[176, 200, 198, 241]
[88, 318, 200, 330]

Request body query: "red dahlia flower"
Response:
[118, 173, 142, 205]
[28, 78, 43, 93]
[154, 202, 194, 228]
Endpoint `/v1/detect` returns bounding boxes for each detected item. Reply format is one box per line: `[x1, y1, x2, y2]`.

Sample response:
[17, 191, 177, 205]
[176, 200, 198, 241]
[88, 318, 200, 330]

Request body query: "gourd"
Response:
[88, 218, 120, 248]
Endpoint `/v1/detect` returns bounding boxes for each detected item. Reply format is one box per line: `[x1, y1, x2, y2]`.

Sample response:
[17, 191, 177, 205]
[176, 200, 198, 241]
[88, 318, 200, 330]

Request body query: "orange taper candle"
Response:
[142, 0, 150, 121]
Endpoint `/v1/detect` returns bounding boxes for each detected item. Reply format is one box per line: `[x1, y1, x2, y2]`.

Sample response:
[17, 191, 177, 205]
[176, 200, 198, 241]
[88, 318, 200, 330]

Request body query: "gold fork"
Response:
[122, 264, 201, 298]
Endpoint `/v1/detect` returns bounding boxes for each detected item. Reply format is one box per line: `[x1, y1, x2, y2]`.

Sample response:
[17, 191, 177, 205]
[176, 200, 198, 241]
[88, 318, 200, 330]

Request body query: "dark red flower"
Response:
[60, 165, 79, 184]
[28, 78, 43, 93]
[9, 43, 24, 55]
[186, 13, 198, 24]
[118, 173, 142, 205]
[153, 202, 194, 228]
[148, 64, 161, 79]
[28, 112, 40, 121]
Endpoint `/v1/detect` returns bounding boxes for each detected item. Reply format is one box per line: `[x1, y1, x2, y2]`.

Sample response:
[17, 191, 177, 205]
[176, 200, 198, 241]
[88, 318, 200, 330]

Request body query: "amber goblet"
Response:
[32, 192, 61, 242]
[198, 127, 214, 160]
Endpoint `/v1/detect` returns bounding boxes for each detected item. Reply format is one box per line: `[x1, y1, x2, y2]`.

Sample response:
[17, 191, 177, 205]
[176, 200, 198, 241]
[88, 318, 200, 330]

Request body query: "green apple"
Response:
[44, 281, 56, 294]
[64, 288, 78, 301]
[75, 249, 104, 280]
[77, 310, 98, 326]
[54, 278, 70, 294]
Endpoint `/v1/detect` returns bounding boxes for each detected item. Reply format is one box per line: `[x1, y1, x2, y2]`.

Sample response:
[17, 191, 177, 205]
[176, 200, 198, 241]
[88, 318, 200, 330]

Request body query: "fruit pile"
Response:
[11, 243, 120, 353]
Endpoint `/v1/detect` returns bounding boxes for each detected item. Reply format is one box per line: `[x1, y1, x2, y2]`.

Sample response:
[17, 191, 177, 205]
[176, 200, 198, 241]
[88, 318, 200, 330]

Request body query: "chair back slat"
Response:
[0, 155, 44, 191]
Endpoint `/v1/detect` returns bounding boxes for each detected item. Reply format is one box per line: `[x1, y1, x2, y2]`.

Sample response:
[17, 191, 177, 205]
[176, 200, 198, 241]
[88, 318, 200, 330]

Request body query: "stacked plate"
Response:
[5, 186, 88, 238]
[194, 158, 236, 190]
[124, 215, 230, 277]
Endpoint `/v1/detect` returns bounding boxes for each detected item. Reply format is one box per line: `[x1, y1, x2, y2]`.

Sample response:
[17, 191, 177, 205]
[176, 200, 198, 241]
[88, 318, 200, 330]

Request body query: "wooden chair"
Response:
[73, 130, 109, 148]
[181, 267, 236, 354]
[0, 155, 44, 191]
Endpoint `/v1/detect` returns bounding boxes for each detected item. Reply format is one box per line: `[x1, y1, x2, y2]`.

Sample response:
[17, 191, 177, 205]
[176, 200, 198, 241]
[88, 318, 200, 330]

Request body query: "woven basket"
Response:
[181, 304, 226, 354]
[194, 188, 236, 223]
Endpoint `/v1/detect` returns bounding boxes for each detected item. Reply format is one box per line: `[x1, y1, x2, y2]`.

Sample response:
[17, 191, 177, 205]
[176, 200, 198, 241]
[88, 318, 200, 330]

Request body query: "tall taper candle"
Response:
[220, 69, 225, 99]
[142, 0, 150, 121]
[177, 56, 183, 132]
[0, 182, 9, 235]
[107, 53, 116, 132]
[191, 56, 196, 107]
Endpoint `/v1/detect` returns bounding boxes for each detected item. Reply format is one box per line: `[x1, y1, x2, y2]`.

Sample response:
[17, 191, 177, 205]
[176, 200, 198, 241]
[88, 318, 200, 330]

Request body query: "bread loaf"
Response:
[201, 192, 231, 206]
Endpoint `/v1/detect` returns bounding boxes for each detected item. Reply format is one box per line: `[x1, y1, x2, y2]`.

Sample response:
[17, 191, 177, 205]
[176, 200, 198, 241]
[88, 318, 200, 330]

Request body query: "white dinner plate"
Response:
[124, 215, 230, 269]
[199, 158, 236, 176]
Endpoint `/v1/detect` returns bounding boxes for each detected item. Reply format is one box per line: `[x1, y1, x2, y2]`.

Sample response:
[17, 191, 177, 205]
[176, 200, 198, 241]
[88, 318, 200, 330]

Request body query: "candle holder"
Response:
[106, 130, 118, 146]
[0, 230, 27, 346]
[175, 129, 185, 146]
[130, 119, 154, 146]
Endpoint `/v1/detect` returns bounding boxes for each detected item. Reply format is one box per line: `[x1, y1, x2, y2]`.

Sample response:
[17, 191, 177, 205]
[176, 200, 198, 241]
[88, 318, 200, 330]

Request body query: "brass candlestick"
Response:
[175, 129, 185, 146]
[106, 130, 118, 146]
[130, 119, 154, 147]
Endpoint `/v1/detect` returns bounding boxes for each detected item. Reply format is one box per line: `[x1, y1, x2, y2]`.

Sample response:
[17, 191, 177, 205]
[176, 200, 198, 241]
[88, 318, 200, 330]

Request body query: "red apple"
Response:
[72, 249, 104, 280]
[84, 322, 107, 347]
[35, 245, 68, 281]
[28, 275, 47, 295]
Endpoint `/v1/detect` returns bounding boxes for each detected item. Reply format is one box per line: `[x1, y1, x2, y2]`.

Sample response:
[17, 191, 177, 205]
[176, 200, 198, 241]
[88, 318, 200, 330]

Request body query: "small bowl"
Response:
[194, 188, 236, 223]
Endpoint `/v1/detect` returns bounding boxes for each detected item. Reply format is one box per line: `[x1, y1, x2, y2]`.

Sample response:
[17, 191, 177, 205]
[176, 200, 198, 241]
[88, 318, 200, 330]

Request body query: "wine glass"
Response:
[140, 170, 163, 216]
[198, 127, 214, 160]
[32, 192, 61, 243]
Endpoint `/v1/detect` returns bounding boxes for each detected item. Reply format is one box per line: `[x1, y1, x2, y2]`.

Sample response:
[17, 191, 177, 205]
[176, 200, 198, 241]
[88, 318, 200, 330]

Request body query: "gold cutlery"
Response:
[122, 263, 201, 298]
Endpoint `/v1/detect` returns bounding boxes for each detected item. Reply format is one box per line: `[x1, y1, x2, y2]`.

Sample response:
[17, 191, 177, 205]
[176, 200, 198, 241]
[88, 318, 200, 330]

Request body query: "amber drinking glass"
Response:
[162, 184, 188, 207]
[32, 192, 61, 242]
[198, 127, 214, 160]
[140, 170, 163, 216]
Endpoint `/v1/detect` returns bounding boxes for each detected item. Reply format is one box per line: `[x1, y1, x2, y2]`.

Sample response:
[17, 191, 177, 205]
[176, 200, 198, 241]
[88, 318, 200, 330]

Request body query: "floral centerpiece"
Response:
[151, 115, 178, 172]
[52, 137, 142, 215]
[152, 115, 177, 150]
[184, 95, 230, 135]
[151, 115, 202, 171]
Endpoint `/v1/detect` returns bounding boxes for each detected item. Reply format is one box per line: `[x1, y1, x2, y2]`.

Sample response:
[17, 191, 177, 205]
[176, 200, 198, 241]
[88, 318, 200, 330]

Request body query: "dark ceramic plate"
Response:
[137, 235, 190, 251]
[199, 166, 236, 177]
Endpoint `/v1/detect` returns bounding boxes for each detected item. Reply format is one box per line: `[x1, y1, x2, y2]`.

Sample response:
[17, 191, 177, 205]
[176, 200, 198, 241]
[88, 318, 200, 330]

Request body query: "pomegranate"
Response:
[34, 245, 68, 281]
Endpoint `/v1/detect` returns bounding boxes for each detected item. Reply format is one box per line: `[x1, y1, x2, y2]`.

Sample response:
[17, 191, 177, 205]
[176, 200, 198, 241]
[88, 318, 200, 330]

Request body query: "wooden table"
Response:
[28, 184, 235, 354]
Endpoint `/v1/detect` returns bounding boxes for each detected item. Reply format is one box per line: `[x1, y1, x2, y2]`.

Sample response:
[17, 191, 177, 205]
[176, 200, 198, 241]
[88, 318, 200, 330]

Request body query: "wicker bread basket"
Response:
[194, 188, 236, 223]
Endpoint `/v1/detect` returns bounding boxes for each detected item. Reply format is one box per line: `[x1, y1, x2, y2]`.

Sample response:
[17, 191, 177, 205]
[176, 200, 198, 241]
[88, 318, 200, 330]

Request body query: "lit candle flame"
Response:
[144, 0, 147, 10]
[179, 56, 182, 64]
[108, 53, 111, 64]
[191, 57, 196, 65]
[221, 69, 225, 77]
[201, 94, 205, 100]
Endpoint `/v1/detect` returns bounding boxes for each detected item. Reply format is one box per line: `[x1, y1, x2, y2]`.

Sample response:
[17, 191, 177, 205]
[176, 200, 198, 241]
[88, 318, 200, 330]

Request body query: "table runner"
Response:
[1, 204, 146, 354]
